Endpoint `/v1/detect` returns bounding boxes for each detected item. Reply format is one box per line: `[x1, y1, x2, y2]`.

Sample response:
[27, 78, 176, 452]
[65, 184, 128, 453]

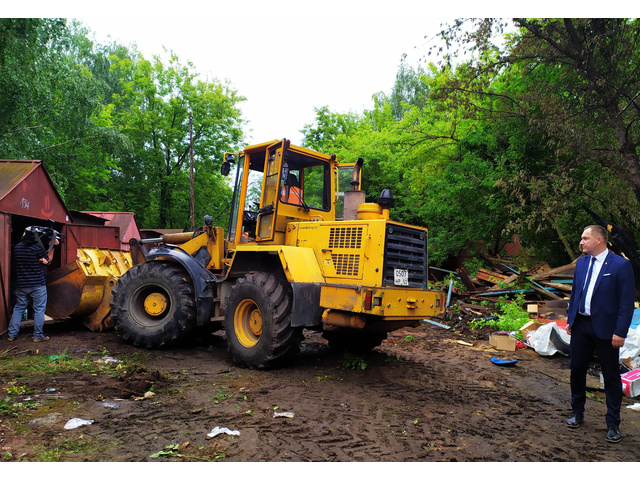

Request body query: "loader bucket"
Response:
[45, 248, 132, 332]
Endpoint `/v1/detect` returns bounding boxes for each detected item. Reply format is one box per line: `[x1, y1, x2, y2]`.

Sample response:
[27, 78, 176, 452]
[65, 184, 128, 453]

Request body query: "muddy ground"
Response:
[1, 313, 640, 463]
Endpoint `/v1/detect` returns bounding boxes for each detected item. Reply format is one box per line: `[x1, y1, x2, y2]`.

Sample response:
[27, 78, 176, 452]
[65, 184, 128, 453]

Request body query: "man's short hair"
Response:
[585, 224, 608, 242]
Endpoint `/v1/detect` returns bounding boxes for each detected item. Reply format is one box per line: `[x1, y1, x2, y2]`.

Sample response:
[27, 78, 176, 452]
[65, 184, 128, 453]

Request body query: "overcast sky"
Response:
[9, 0, 469, 145]
[77, 3, 446, 145]
[11, 2, 630, 147]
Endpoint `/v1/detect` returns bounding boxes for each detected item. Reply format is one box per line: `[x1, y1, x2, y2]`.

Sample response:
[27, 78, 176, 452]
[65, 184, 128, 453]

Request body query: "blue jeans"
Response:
[8, 285, 48, 339]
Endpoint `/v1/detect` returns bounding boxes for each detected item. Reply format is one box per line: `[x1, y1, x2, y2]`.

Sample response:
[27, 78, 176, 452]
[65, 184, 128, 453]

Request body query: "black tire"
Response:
[224, 272, 302, 369]
[110, 261, 196, 348]
[322, 330, 388, 353]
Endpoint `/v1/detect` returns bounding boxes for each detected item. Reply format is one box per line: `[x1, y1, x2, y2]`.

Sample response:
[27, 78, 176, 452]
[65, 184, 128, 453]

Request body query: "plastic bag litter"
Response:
[626, 403, 640, 411]
[101, 401, 119, 409]
[133, 391, 155, 401]
[64, 418, 94, 430]
[528, 322, 570, 356]
[620, 328, 640, 360]
[207, 426, 240, 438]
[273, 411, 294, 418]
[97, 356, 121, 364]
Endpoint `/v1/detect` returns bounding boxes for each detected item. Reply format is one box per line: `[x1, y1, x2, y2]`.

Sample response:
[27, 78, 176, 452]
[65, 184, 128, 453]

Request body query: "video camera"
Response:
[22, 225, 61, 252]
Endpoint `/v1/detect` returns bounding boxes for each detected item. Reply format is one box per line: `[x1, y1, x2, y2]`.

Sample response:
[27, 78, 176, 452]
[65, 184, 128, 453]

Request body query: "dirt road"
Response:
[1, 316, 639, 462]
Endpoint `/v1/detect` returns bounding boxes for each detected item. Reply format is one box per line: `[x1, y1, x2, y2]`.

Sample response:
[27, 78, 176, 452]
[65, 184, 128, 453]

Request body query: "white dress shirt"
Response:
[583, 248, 609, 316]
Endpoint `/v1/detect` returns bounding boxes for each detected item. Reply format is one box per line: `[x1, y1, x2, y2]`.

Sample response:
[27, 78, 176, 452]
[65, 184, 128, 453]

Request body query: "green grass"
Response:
[32, 436, 122, 462]
[0, 348, 147, 381]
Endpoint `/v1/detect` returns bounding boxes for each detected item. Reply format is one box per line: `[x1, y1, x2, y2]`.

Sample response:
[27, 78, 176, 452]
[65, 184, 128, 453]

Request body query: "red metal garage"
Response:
[0, 160, 71, 333]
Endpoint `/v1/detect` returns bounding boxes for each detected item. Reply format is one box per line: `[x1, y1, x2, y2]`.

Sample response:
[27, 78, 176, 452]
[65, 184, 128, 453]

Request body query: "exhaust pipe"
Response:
[344, 158, 365, 220]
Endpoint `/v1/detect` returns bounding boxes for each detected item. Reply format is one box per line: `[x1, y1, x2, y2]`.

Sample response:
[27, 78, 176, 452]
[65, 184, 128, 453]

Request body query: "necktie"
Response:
[579, 256, 595, 314]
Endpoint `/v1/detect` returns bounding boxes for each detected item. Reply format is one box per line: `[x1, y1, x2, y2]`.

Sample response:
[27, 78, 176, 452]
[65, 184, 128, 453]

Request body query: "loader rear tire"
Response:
[224, 272, 302, 369]
[110, 262, 196, 348]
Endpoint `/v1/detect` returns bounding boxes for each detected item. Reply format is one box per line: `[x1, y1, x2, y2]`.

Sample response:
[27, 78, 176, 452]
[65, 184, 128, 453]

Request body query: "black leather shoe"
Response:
[566, 413, 584, 428]
[606, 425, 621, 443]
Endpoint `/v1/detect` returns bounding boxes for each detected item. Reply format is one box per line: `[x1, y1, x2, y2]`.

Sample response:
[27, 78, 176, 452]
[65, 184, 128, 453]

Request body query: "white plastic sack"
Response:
[64, 418, 94, 430]
[528, 322, 570, 356]
[206, 426, 240, 438]
[620, 328, 640, 361]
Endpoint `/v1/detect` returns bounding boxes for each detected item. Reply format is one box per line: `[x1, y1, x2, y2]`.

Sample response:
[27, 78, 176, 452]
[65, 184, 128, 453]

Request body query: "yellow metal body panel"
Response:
[175, 227, 225, 270]
[319, 285, 443, 319]
[233, 244, 324, 283]
[285, 218, 429, 286]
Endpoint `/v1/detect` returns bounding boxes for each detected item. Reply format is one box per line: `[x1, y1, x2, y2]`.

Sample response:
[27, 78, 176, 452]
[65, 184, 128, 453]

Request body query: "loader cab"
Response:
[223, 139, 336, 246]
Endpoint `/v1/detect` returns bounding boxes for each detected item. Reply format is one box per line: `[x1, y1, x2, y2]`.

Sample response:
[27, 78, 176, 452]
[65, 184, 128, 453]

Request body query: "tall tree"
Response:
[0, 18, 129, 208]
[435, 18, 640, 231]
[109, 51, 246, 228]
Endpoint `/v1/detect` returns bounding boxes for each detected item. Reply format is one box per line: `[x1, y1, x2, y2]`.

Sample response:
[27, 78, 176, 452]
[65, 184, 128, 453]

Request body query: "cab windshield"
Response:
[279, 150, 330, 212]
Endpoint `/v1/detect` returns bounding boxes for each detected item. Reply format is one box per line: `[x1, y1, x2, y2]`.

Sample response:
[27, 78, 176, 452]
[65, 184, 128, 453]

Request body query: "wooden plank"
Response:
[456, 266, 477, 292]
[529, 260, 577, 281]
[475, 268, 509, 284]
[540, 281, 572, 293]
[531, 283, 564, 300]
[485, 273, 519, 291]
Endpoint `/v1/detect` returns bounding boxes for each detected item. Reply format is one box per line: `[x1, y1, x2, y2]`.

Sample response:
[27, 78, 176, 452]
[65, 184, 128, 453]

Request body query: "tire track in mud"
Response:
[9, 322, 640, 462]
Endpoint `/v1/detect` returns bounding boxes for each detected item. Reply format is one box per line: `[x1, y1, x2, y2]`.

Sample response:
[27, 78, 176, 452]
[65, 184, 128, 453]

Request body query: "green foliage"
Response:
[470, 294, 530, 333]
[150, 444, 183, 458]
[3, 18, 639, 262]
[340, 352, 368, 371]
[108, 50, 245, 228]
[0, 349, 146, 380]
[0, 19, 245, 232]
[298, 20, 640, 267]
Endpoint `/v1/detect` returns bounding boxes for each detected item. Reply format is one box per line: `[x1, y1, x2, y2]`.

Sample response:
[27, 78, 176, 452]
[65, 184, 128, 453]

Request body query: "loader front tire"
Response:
[110, 262, 196, 348]
[224, 272, 302, 369]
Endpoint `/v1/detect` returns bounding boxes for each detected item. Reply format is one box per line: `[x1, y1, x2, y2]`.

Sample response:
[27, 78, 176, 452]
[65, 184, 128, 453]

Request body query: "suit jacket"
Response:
[567, 251, 635, 339]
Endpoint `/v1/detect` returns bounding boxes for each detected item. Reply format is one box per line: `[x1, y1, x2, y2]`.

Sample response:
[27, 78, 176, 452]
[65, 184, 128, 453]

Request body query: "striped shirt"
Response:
[13, 241, 49, 288]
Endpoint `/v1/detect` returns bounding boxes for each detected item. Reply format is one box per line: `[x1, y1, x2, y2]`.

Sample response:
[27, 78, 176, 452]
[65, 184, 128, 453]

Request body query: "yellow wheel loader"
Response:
[109, 139, 445, 368]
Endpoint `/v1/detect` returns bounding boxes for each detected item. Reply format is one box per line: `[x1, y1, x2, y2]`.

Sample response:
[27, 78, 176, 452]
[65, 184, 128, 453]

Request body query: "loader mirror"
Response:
[220, 161, 231, 176]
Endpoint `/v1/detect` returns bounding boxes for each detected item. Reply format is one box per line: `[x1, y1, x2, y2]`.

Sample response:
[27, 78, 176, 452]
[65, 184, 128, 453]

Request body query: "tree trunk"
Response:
[605, 100, 640, 207]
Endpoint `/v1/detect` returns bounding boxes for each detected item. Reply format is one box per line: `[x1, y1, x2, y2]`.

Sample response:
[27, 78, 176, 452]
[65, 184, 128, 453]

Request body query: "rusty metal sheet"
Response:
[0, 160, 70, 223]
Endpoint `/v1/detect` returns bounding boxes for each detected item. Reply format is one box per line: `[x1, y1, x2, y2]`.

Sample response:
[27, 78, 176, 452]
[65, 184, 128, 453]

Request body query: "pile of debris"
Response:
[443, 255, 576, 324]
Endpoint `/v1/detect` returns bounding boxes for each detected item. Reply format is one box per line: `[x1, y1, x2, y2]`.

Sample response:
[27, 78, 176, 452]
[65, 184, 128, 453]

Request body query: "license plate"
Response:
[394, 268, 409, 286]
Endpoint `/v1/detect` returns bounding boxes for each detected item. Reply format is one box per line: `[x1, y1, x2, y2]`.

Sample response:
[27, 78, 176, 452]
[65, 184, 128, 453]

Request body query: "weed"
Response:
[470, 293, 530, 335]
[0, 348, 146, 381]
[150, 444, 183, 459]
[316, 374, 342, 382]
[404, 335, 415, 341]
[586, 392, 603, 402]
[32, 435, 116, 461]
[423, 443, 439, 453]
[7, 384, 27, 395]
[340, 353, 367, 371]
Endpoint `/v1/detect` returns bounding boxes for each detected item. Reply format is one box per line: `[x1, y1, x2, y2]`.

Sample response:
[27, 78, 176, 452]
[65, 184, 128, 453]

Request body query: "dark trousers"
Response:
[569, 314, 622, 427]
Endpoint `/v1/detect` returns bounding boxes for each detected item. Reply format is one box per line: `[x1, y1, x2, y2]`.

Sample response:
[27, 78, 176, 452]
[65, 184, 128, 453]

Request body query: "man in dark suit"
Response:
[566, 225, 635, 442]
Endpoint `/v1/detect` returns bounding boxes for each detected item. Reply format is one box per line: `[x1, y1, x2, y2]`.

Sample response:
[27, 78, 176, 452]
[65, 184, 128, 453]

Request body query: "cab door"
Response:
[256, 140, 286, 241]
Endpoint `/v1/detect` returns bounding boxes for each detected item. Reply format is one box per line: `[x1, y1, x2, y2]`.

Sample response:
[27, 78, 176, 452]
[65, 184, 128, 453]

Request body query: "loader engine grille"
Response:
[383, 225, 428, 288]
[329, 226, 363, 249]
[331, 253, 360, 276]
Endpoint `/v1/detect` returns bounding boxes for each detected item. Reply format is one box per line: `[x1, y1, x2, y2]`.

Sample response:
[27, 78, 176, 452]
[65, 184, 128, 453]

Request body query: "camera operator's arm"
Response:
[39, 238, 59, 265]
